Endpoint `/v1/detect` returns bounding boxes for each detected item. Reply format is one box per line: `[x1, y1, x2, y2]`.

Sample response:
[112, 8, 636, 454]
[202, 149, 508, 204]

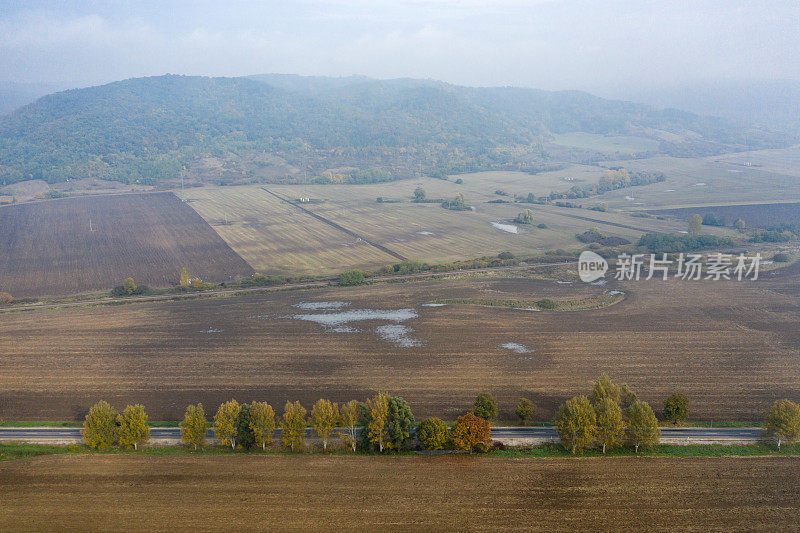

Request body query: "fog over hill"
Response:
[0, 74, 794, 186]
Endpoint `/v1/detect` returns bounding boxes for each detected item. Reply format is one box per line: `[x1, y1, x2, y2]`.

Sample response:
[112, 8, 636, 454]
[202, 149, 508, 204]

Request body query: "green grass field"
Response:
[551, 132, 661, 154]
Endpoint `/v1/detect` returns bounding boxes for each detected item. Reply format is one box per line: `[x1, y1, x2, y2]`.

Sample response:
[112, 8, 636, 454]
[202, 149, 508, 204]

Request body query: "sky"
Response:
[1, 0, 798, 98]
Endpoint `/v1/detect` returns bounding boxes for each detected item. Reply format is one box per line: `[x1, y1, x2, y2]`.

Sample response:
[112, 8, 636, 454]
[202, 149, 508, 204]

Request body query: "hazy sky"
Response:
[1, 0, 798, 97]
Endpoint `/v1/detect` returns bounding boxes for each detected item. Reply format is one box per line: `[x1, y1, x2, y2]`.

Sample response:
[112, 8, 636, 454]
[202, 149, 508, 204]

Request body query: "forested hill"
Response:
[0, 74, 793, 186]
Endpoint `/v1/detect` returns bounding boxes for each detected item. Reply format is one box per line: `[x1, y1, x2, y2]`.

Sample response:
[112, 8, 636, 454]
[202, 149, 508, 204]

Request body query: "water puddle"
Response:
[376, 325, 422, 347]
[491, 222, 518, 234]
[417, 231, 434, 236]
[292, 308, 418, 328]
[422, 303, 446, 307]
[294, 301, 350, 311]
[500, 342, 532, 354]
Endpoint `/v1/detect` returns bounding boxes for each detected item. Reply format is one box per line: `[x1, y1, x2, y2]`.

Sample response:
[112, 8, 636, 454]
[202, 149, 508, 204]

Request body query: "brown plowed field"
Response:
[1, 264, 798, 422]
[0, 192, 253, 297]
[1, 454, 798, 531]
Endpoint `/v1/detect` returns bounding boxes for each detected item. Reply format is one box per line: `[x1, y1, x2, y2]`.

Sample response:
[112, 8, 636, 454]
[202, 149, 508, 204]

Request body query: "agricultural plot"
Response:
[710, 145, 800, 179]
[0, 192, 253, 298]
[1, 455, 798, 531]
[650, 202, 800, 229]
[182, 186, 397, 275]
[1, 264, 798, 421]
[596, 154, 800, 209]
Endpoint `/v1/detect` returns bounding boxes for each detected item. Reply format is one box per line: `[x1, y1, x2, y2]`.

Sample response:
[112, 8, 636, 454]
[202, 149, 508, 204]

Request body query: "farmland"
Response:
[650, 202, 800, 229]
[1, 454, 798, 530]
[551, 132, 661, 155]
[0, 192, 253, 298]
[1, 263, 798, 422]
[183, 177, 689, 276]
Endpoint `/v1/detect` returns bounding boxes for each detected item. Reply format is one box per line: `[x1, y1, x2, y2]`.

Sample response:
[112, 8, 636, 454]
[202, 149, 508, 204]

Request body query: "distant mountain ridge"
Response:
[0, 74, 794, 186]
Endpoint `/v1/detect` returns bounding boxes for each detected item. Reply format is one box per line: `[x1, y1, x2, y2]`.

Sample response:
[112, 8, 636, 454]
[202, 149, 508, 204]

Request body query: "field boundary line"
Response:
[261, 187, 407, 261]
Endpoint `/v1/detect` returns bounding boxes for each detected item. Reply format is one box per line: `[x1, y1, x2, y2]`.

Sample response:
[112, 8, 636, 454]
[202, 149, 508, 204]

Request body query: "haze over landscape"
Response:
[1, 2, 800, 531]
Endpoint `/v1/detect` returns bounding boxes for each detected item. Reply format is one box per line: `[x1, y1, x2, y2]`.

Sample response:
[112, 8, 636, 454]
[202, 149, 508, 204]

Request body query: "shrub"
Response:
[0, 292, 13, 305]
[417, 417, 448, 451]
[536, 298, 557, 310]
[773, 252, 790, 263]
[536, 223, 548, 229]
[662, 393, 689, 425]
[473, 393, 498, 421]
[514, 209, 535, 224]
[339, 270, 366, 286]
[498, 251, 515, 260]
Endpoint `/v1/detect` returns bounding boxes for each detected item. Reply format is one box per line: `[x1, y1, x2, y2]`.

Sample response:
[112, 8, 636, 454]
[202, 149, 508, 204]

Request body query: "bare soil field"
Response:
[0, 454, 798, 531]
[1, 263, 798, 422]
[0, 192, 253, 298]
[649, 202, 800, 229]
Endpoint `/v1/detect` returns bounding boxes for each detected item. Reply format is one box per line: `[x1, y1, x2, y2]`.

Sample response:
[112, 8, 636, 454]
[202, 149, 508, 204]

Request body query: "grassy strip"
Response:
[0, 420, 179, 427]
[3, 442, 798, 463]
[434, 292, 624, 312]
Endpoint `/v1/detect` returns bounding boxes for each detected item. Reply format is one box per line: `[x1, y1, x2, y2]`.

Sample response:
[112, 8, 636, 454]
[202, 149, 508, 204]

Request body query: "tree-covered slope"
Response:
[0, 74, 792, 186]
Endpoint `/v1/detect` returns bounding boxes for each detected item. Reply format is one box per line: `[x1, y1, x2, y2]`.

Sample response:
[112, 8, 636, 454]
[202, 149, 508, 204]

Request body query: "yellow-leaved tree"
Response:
[180, 403, 208, 450]
[214, 400, 241, 449]
[82, 400, 119, 450]
[310, 399, 339, 452]
[117, 404, 150, 450]
[178, 267, 190, 288]
[594, 397, 625, 454]
[337, 400, 361, 452]
[281, 401, 307, 451]
[365, 392, 389, 452]
[249, 401, 276, 451]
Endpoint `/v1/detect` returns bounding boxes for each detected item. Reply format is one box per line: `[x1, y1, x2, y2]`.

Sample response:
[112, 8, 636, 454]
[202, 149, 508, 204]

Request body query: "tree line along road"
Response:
[0, 426, 764, 445]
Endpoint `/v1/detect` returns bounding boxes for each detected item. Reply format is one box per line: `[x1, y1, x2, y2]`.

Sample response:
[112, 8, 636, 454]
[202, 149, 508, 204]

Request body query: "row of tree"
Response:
[81, 383, 800, 453]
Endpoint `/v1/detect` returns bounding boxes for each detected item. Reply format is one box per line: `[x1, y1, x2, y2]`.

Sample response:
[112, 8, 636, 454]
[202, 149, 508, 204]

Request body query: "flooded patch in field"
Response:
[422, 303, 446, 307]
[491, 222, 518, 234]
[665, 189, 676, 192]
[514, 307, 540, 311]
[608, 290, 624, 296]
[625, 196, 635, 201]
[500, 342, 532, 353]
[293, 308, 418, 328]
[554, 280, 573, 285]
[294, 301, 350, 311]
[417, 231, 434, 236]
[590, 279, 607, 286]
[694, 182, 706, 186]
[376, 325, 422, 347]
[202, 328, 223, 334]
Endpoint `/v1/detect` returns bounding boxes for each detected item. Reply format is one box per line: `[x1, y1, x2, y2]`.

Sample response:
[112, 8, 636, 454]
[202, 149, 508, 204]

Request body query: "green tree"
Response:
[365, 392, 390, 452]
[514, 209, 535, 224]
[235, 403, 256, 450]
[310, 399, 339, 452]
[595, 398, 625, 454]
[625, 401, 660, 453]
[589, 373, 620, 408]
[515, 398, 535, 425]
[214, 399, 241, 449]
[280, 401, 307, 451]
[764, 399, 800, 450]
[734, 218, 746, 232]
[0, 292, 13, 305]
[451, 412, 491, 453]
[180, 403, 208, 450]
[687, 214, 703, 236]
[473, 392, 498, 421]
[339, 269, 365, 286]
[417, 417, 448, 451]
[413, 187, 426, 201]
[662, 393, 690, 425]
[620, 383, 638, 410]
[386, 396, 415, 451]
[249, 401, 276, 450]
[123, 277, 137, 295]
[82, 400, 119, 450]
[554, 396, 596, 454]
[117, 404, 150, 450]
[337, 400, 361, 453]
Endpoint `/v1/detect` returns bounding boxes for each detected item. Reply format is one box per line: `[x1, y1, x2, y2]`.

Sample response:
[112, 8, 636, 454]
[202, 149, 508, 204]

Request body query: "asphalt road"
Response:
[0, 426, 763, 444]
